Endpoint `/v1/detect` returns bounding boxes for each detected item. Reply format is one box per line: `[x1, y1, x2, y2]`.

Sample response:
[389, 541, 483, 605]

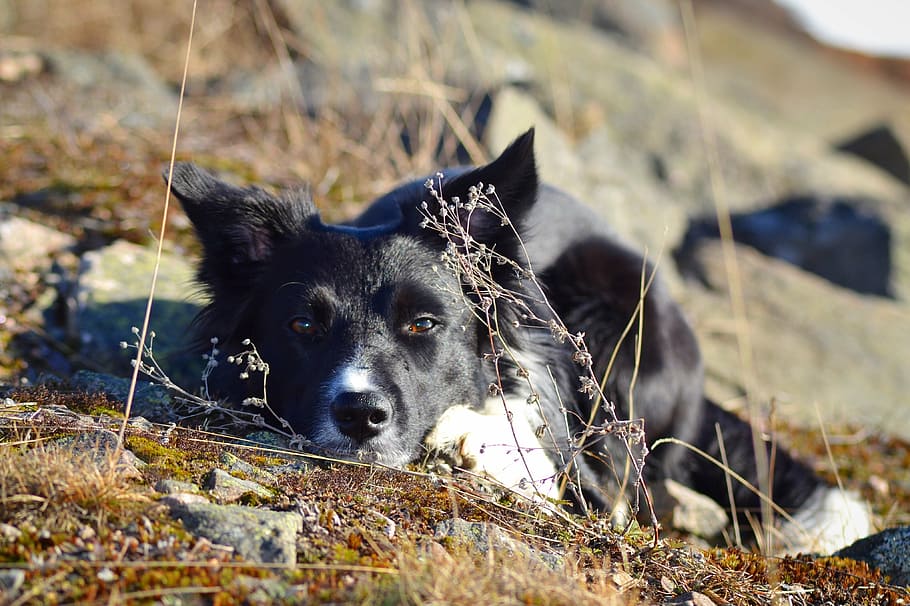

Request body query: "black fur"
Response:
[170, 129, 826, 524]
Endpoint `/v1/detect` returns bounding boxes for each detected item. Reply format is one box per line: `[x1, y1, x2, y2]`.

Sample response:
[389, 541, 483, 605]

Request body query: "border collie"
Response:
[170, 129, 870, 553]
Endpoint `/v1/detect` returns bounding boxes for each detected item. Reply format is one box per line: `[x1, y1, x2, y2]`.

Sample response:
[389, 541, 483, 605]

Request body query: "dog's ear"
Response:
[166, 163, 316, 293]
[438, 128, 539, 245]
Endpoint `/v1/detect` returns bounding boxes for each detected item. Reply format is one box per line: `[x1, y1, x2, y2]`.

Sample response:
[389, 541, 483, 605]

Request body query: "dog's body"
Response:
[171, 130, 869, 553]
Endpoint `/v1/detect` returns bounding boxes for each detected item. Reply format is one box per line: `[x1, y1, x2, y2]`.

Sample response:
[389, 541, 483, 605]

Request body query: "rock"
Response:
[0, 523, 22, 542]
[167, 502, 302, 565]
[651, 479, 729, 540]
[219, 452, 278, 486]
[577, 126, 689, 259]
[155, 479, 202, 495]
[678, 195, 893, 297]
[662, 591, 717, 606]
[512, 0, 683, 64]
[0, 49, 44, 82]
[484, 86, 584, 195]
[244, 431, 292, 451]
[229, 574, 305, 603]
[204, 468, 274, 503]
[835, 526, 910, 586]
[434, 518, 563, 570]
[677, 240, 910, 438]
[71, 240, 202, 388]
[0, 215, 75, 272]
[54, 429, 145, 479]
[160, 492, 209, 507]
[69, 370, 176, 423]
[42, 50, 177, 130]
[0, 569, 25, 595]
[836, 123, 910, 186]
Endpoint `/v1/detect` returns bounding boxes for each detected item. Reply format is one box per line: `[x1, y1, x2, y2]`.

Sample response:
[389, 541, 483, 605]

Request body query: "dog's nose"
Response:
[331, 392, 392, 441]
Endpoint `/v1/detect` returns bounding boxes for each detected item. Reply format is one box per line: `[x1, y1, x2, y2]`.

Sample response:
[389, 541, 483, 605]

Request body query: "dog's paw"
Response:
[425, 403, 561, 502]
[777, 486, 872, 554]
[424, 405, 485, 469]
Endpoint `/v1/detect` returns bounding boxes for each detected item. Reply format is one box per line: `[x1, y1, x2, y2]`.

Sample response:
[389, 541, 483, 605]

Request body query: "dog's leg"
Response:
[425, 401, 561, 503]
[687, 402, 871, 553]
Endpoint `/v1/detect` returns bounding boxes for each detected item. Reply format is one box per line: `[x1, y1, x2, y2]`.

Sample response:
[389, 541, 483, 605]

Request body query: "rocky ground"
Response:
[2, 0, 910, 603]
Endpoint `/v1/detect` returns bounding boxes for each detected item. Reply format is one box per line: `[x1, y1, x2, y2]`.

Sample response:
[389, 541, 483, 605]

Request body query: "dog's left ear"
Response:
[437, 128, 539, 245]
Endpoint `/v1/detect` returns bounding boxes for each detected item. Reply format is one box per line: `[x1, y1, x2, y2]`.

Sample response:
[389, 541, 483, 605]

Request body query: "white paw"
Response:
[425, 401, 561, 502]
[777, 486, 872, 554]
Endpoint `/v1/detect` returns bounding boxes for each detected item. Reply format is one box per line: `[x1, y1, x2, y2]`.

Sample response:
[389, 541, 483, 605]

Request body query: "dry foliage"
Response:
[0, 435, 146, 531]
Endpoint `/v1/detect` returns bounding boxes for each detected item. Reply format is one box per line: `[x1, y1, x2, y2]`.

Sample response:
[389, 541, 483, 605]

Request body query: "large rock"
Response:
[72, 240, 202, 388]
[836, 526, 910, 586]
[434, 518, 563, 570]
[679, 195, 894, 297]
[68, 370, 176, 423]
[677, 240, 910, 438]
[836, 124, 910, 186]
[0, 214, 76, 272]
[484, 86, 584, 196]
[166, 502, 302, 565]
[42, 50, 177, 130]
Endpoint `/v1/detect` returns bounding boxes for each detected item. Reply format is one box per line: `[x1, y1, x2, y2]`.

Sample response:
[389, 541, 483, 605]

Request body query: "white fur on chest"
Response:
[425, 397, 561, 503]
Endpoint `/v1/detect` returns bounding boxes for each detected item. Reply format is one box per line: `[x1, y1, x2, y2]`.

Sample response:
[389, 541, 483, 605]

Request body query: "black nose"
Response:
[331, 392, 392, 442]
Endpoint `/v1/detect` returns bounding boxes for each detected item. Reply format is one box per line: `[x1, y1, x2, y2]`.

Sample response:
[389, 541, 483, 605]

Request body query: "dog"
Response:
[170, 129, 870, 553]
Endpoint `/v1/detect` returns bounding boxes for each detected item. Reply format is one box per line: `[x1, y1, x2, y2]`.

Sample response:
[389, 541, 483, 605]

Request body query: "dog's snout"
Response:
[331, 391, 392, 441]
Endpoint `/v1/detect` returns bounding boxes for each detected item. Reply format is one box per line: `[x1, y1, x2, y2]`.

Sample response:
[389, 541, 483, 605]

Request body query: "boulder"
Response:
[678, 195, 893, 297]
[71, 240, 202, 388]
[836, 124, 910, 186]
[167, 502, 302, 565]
[836, 526, 910, 586]
[0, 214, 76, 272]
[677, 240, 910, 439]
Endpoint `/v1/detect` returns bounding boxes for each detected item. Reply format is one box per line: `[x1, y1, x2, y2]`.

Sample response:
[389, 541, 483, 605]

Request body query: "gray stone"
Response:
[54, 429, 145, 478]
[43, 50, 177, 130]
[220, 451, 278, 486]
[678, 195, 893, 297]
[0, 215, 75, 272]
[160, 492, 209, 507]
[69, 370, 176, 423]
[167, 502, 302, 565]
[155, 479, 202, 495]
[662, 591, 718, 606]
[484, 86, 584, 196]
[678, 240, 910, 439]
[204, 468, 274, 503]
[0, 523, 22, 542]
[244, 431, 292, 450]
[434, 518, 563, 570]
[651, 479, 729, 540]
[0, 569, 25, 595]
[835, 526, 910, 586]
[228, 574, 306, 603]
[72, 240, 202, 388]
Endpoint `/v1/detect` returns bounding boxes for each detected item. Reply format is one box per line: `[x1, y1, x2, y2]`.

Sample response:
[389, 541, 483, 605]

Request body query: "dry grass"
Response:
[378, 545, 627, 606]
[0, 435, 147, 531]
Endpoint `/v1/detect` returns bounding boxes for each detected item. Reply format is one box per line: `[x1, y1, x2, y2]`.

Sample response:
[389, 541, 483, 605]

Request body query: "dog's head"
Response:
[169, 129, 538, 464]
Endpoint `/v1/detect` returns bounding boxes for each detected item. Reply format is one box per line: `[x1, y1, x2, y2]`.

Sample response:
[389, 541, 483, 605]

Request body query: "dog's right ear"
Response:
[166, 163, 316, 293]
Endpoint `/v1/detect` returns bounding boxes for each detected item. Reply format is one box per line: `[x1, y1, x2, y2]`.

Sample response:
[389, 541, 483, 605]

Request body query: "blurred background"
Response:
[1, 1, 909, 517]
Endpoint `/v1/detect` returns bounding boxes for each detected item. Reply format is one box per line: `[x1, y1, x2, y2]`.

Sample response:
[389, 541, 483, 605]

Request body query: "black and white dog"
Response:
[170, 129, 869, 552]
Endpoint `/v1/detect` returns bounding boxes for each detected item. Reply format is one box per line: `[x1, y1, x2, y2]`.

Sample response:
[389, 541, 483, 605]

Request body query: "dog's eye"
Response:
[290, 317, 323, 337]
[407, 317, 437, 334]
